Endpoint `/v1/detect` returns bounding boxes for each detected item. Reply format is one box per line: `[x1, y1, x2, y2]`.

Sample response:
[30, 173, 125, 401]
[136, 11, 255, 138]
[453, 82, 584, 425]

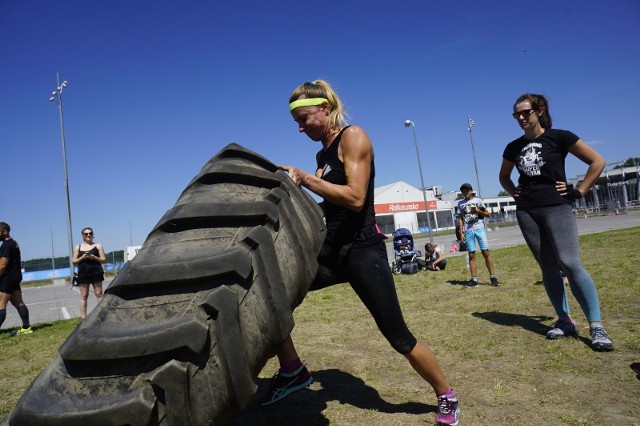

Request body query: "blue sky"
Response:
[2, 1, 639, 261]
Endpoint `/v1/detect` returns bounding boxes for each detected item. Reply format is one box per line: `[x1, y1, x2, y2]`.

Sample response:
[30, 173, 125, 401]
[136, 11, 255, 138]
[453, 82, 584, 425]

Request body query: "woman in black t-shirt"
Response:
[499, 93, 613, 352]
[72, 227, 107, 319]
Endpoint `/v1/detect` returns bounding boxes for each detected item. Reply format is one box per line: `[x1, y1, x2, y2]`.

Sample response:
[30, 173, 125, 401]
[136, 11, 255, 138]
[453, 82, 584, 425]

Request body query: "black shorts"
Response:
[76, 273, 104, 285]
[0, 279, 21, 294]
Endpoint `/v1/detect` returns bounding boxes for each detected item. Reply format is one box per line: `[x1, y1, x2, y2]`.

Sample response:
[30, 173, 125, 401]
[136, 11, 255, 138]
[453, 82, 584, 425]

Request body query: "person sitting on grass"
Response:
[418, 243, 447, 271]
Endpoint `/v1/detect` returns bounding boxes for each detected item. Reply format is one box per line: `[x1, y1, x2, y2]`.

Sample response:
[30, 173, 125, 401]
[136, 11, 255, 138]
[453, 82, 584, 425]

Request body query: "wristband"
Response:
[573, 189, 583, 199]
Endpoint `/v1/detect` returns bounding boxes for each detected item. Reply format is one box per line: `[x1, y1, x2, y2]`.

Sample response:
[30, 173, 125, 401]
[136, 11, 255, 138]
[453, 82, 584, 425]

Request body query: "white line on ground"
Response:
[25, 300, 63, 307]
[61, 307, 71, 319]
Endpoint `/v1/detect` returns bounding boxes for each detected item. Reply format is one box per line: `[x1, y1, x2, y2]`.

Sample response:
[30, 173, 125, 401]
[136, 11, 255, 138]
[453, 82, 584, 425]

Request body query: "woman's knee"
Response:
[379, 324, 417, 354]
[390, 335, 418, 355]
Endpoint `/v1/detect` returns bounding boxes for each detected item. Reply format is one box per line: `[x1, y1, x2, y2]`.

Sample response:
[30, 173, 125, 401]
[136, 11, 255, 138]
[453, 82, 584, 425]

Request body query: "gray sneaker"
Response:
[590, 326, 614, 351]
[464, 279, 478, 288]
[546, 319, 578, 340]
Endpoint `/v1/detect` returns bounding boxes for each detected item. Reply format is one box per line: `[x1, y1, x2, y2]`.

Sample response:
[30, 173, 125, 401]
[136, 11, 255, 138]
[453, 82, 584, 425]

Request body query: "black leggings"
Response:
[310, 239, 417, 355]
[417, 258, 447, 270]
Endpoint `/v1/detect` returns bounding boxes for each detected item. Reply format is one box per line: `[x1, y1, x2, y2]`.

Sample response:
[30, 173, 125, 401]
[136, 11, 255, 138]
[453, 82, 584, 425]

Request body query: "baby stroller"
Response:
[391, 228, 421, 275]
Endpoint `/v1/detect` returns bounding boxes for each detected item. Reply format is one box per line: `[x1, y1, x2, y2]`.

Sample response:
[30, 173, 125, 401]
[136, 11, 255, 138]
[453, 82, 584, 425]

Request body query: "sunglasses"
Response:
[83, 232, 93, 236]
[512, 108, 536, 120]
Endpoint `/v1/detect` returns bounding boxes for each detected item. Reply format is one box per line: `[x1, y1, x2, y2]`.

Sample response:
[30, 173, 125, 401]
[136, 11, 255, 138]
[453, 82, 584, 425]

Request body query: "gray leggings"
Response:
[517, 203, 602, 322]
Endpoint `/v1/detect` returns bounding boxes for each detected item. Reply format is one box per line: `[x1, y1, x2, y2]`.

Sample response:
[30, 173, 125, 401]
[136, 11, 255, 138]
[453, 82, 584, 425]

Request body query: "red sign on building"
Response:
[375, 200, 437, 214]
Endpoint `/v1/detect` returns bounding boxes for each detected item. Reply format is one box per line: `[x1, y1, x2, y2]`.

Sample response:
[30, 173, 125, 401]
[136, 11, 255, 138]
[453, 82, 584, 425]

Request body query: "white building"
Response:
[374, 181, 516, 235]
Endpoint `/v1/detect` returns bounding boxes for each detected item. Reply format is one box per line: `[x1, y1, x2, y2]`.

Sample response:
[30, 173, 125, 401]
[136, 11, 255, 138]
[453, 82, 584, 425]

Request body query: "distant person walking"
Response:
[457, 183, 500, 287]
[72, 227, 106, 319]
[0, 222, 32, 335]
[499, 93, 613, 351]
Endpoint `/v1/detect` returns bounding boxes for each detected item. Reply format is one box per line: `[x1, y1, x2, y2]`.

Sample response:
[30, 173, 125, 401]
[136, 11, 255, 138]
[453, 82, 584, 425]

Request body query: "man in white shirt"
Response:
[457, 183, 500, 287]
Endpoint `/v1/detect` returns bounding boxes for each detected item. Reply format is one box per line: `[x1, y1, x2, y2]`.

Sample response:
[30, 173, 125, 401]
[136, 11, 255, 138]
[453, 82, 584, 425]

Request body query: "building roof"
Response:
[374, 181, 426, 204]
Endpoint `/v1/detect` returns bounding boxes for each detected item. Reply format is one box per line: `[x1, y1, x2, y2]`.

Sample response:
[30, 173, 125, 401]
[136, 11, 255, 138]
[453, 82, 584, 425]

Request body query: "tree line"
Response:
[613, 157, 640, 168]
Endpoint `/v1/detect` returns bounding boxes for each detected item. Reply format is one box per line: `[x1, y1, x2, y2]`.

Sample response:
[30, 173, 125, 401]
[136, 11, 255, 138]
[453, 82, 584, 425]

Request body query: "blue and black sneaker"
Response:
[590, 326, 613, 351]
[259, 364, 313, 406]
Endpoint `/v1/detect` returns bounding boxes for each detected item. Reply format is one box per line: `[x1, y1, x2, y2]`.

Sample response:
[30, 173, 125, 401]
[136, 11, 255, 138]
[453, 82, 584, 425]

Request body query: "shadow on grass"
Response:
[472, 311, 553, 336]
[474, 312, 605, 349]
[448, 280, 497, 287]
[229, 368, 434, 425]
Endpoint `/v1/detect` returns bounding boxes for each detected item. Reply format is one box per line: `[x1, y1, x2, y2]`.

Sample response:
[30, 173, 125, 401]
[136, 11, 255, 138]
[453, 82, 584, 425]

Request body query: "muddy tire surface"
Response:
[5, 144, 325, 425]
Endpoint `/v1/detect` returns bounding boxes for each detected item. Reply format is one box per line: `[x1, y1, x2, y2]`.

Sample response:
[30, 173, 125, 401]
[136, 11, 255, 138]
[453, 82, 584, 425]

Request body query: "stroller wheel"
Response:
[392, 262, 402, 275]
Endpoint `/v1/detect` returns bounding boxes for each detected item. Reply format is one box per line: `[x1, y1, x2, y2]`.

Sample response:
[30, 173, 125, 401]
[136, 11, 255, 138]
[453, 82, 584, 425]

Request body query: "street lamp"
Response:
[467, 114, 482, 198]
[49, 73, 74, 284]
[404, 120, 434, 243]
[50, 227, 56, 282]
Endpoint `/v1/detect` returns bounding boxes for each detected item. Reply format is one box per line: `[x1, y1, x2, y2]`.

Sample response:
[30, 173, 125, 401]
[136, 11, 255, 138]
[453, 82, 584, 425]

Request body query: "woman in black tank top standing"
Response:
[72, 227, 106, 319]
[259, 80, 459, 426]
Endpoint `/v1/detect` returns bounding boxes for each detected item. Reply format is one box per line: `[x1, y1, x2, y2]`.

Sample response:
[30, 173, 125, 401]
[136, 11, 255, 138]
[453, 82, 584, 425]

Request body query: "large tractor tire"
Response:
[4, 143, 326, 425]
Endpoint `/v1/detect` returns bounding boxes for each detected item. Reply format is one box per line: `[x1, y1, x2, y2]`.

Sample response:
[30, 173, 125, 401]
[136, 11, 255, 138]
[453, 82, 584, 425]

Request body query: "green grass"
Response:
[2, 228, 639, 425]
[0, 318, 81, 417]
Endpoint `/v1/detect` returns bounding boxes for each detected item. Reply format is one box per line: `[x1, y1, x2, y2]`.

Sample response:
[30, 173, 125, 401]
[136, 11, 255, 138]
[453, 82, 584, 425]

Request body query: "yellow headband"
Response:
[289, 97, 329, 111]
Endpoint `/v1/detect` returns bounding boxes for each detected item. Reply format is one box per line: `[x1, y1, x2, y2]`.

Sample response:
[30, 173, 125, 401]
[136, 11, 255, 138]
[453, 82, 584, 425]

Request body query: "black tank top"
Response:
[77, 246, 103, 277]
[316, 126, 377, 250]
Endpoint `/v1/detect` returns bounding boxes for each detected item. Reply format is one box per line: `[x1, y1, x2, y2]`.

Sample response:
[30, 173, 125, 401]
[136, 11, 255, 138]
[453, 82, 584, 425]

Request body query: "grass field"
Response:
[2, 227, 639, 425]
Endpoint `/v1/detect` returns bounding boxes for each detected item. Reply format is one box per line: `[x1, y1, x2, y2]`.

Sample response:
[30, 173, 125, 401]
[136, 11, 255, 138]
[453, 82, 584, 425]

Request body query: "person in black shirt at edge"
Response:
[0, 222, 32, 335]
[259, 80, 459, 426]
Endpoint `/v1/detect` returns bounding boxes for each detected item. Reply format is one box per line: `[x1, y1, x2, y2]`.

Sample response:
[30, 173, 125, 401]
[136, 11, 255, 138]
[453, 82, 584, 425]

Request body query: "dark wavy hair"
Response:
[514, 93, 552, 129]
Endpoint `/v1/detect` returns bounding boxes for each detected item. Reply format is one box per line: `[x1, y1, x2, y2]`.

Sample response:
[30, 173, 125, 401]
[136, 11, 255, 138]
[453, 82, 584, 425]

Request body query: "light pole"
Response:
[49, 73, 74, 283]
[467, 114, 482, 198]
[50, 227, 56, 281]
[404, 120, 434, 243]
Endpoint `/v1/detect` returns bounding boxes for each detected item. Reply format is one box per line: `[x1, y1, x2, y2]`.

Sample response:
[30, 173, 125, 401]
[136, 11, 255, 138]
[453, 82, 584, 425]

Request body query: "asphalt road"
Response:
[1, 279, 114, 331]
[2, 210, 638, 331]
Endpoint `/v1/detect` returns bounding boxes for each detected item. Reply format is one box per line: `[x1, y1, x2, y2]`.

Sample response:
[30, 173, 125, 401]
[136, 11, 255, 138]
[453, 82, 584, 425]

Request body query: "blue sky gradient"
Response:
[2, 1, 639, 260]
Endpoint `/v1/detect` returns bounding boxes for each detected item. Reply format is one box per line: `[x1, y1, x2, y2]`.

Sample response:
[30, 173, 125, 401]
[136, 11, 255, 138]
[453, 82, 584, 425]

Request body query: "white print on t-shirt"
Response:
[518, 142, 545, 177]
[458, 197, 486, 232]
[461, 203, 480, 224]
